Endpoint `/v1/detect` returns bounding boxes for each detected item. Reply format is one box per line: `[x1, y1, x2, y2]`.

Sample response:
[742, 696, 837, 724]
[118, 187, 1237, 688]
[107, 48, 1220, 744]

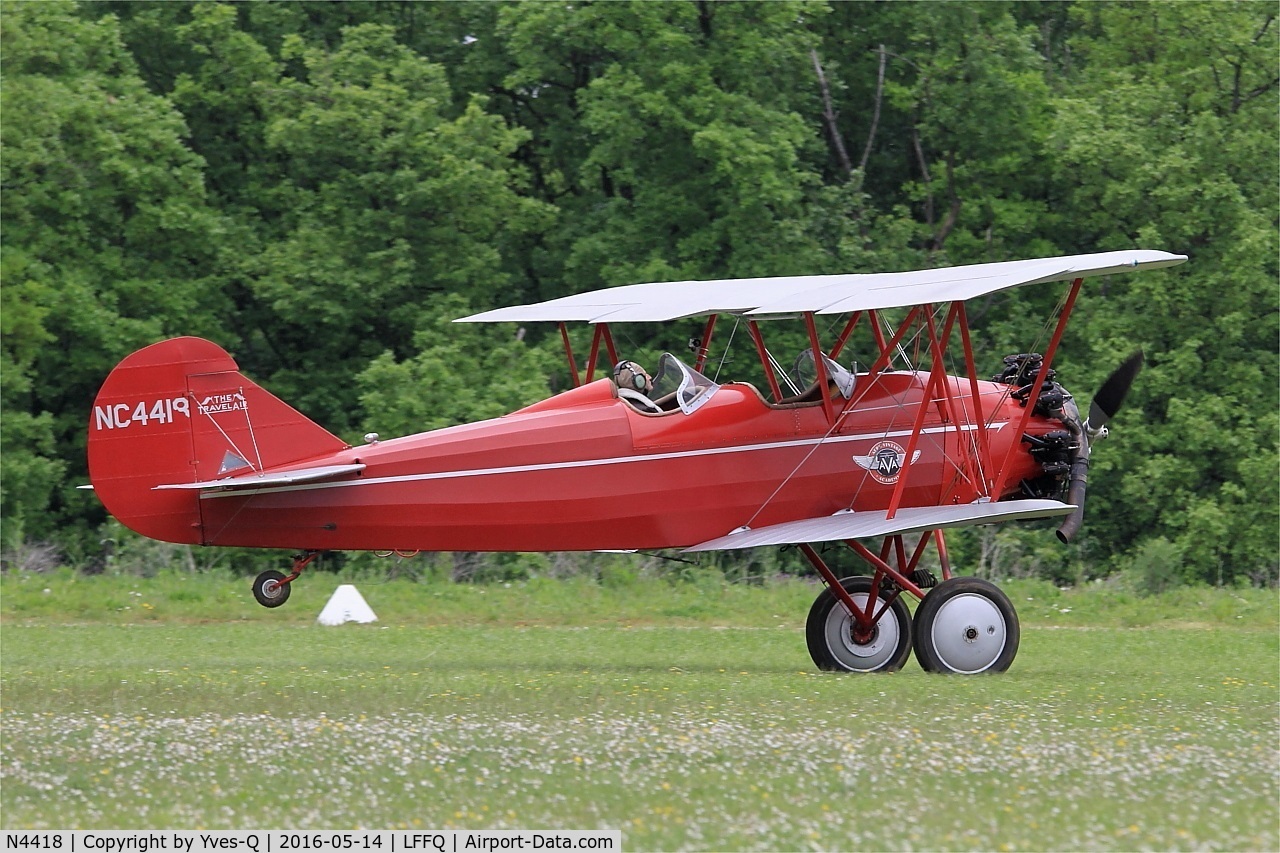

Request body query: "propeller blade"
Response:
[1059, 351, 1145, 543]
[1088, 350, 1144, 429]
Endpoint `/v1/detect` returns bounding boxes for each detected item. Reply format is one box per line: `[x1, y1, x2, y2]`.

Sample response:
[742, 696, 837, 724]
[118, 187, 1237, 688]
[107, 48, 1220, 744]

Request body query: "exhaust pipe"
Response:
[1054, 399, 1089, 544]
[1055, 439, 1089, 543]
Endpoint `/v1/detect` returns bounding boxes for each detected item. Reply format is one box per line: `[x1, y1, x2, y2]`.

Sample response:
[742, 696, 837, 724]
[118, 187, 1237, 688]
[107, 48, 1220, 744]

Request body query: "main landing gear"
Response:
[800, 534, 1020, 674]
[913, 577, 1019, 674]
[252, 551, 320, 608]
[806, 576, 912, 672]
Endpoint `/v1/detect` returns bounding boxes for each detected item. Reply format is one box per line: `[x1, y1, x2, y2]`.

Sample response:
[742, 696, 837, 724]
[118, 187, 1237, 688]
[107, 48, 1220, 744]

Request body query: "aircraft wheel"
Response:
[252, 570, 291, 608]
[913, 577, 1018, 674]
[806, 577, 912, 673]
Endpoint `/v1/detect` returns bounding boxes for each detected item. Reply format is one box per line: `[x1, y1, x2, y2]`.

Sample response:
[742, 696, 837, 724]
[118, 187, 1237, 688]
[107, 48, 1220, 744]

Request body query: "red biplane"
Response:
[87, 249, 1185, 673]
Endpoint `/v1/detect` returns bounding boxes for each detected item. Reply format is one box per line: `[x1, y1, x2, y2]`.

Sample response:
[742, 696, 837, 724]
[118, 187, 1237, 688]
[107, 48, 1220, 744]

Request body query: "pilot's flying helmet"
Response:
[613, 360, 653, 395]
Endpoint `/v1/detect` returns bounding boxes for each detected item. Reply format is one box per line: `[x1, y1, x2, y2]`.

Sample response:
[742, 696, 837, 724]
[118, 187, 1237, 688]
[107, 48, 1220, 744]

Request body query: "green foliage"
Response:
[205, 18, 550, 432]
[1, 1, 232, 546]
[1124, 536, 1186, 596]
[1044, 1, 1279, 586]
[3, 0, 1275, 588]
[356, 294, 562, 438]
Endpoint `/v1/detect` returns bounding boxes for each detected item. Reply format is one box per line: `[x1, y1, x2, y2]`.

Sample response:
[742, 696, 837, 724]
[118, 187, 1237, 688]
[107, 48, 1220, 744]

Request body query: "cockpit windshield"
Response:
[650, 353, 720, 415]
[790, 349, 856, 398]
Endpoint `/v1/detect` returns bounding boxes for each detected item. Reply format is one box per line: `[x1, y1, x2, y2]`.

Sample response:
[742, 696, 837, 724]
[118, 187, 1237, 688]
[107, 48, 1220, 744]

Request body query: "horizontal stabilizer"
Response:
[683, 500, 1076, 552]
[154, 463, 365, 491]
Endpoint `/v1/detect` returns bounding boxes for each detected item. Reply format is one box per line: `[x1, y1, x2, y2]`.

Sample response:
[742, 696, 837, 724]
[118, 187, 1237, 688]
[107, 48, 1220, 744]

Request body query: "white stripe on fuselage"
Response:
[199, 422, 1005, 500]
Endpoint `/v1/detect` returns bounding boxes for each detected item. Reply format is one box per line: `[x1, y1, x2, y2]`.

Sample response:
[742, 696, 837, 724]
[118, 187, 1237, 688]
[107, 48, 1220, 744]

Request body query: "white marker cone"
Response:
[317, 584, 378, 625]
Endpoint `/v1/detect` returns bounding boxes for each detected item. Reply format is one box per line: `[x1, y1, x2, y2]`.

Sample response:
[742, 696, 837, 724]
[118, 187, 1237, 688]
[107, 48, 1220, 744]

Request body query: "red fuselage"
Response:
[190, 373, 1049, 552]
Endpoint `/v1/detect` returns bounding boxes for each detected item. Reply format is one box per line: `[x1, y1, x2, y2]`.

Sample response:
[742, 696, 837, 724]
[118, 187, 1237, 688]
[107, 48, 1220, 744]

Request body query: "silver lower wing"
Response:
[683, 499, 1076, 552]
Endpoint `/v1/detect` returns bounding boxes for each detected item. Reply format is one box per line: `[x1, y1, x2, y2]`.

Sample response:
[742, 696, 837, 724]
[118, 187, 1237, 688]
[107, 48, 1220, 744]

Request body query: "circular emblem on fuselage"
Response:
[853, 440, 915, 485]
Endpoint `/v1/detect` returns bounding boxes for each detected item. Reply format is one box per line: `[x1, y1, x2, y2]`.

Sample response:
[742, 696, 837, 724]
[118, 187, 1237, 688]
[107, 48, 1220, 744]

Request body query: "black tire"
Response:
[913, 577, 1019, 674]
[805, 576, 912, 672]
[252, 570, 291, 608]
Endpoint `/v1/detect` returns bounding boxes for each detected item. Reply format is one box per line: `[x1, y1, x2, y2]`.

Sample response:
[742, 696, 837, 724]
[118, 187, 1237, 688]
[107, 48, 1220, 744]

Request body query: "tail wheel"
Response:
[806, 576, 912, 673]
[252, 570, 291, 608]
[913, 577, 1019, 674]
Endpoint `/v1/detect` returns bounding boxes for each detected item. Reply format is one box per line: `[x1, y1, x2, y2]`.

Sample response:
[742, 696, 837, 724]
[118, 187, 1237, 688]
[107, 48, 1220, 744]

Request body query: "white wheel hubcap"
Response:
[930, 593, 1007, 673]
[825, 593, 900, 671]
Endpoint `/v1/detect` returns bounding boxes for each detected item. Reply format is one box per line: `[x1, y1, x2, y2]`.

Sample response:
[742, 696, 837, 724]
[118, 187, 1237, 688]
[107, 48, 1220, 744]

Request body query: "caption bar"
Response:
[3, 833, 620, 853]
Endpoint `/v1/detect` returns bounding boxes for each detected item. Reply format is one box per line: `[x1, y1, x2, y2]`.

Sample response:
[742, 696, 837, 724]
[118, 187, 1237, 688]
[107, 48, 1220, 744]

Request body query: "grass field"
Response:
[2, 571, 1277, 850]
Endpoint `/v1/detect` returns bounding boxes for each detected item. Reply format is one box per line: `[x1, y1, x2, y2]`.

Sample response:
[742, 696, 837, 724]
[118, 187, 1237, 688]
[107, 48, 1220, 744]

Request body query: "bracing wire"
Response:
[711, 318, 740, 383]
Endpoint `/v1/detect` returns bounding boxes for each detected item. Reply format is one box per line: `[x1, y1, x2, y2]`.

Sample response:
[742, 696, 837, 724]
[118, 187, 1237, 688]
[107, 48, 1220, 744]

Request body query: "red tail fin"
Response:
[88, 337, 348, 544]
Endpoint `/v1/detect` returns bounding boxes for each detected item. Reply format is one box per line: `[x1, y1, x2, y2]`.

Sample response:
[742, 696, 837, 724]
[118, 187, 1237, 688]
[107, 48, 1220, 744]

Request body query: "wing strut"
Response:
[558, 322, 620, 387]
[739, 304, 924, 531]
[558, 323, 580, 387]
[956, 302, 993, 494]
[884, 304, 954, 519]
[692, 314, 718, 373]
[827, 311, 863, 361]
[989, 277, 1084, 498]
[746, 320, 784, 401]
[803, 312, 836, 421]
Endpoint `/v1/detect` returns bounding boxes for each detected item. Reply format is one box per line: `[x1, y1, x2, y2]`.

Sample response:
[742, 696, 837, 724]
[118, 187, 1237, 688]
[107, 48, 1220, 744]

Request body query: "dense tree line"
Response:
[3, 1, 1275, 585]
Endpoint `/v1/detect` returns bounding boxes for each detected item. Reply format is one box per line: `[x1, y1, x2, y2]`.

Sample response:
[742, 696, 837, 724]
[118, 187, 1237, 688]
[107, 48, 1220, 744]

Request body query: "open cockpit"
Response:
[615, 349, 858, 416]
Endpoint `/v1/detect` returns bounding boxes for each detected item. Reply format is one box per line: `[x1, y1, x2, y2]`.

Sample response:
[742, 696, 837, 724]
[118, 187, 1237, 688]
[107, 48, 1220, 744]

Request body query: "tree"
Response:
[5, 1, 1275, 586]
[1045, 1, 1278, 584]
[356, 294, 561, 436]
[1, 1, 232, 547]
[488, 2, 838, 292]
[238, 23, 552, 436]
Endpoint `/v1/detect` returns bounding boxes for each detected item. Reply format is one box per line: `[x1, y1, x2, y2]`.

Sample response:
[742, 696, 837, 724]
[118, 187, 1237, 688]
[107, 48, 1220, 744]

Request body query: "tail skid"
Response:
[88, 337, 349, 544]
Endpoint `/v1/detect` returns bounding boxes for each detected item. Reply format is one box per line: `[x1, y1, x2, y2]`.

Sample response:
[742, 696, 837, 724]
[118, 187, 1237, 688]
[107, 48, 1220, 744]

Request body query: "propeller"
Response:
[1057, 351, 1145, 543]
[1085, 350, 1146, 439]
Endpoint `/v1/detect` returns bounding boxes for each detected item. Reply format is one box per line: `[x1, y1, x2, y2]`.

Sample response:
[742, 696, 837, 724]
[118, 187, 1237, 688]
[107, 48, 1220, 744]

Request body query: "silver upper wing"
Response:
[457, 250, 1186, 324]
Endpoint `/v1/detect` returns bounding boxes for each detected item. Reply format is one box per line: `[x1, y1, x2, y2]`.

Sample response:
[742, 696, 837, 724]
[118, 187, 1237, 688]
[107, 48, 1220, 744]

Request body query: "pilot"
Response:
[612, 360, 653, 395]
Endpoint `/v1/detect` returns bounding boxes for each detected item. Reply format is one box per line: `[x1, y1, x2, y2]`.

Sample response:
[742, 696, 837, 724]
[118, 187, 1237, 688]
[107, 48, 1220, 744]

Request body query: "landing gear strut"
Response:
[806, 576, 912, 672]
[252, 551, 320, 608]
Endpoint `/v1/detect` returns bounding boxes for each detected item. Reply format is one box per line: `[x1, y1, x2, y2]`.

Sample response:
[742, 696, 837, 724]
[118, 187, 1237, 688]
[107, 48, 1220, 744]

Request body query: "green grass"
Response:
[2, 572, 1277, 849]
[2, 569, 1276, 629]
